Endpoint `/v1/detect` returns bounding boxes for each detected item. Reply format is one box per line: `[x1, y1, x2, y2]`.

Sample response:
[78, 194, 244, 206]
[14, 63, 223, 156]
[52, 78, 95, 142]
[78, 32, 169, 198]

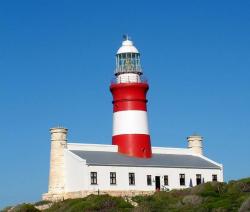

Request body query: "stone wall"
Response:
[42, 190, 154, 201]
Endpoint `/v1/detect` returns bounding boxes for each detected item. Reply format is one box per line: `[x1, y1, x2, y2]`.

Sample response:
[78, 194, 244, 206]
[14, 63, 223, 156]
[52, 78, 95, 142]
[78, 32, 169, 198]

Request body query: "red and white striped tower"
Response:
[110, 36, 152, 158]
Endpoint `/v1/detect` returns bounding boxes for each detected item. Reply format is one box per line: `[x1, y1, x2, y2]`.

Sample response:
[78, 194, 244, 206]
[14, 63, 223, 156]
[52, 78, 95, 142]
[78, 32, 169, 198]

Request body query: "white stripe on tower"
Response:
[113, 110, 149, 136]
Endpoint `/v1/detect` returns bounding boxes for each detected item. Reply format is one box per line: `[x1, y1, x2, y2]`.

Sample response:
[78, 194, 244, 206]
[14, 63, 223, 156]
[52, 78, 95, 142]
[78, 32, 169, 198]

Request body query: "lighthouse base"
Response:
[43, 190, 154, 202]
[112, 134, 152, 158]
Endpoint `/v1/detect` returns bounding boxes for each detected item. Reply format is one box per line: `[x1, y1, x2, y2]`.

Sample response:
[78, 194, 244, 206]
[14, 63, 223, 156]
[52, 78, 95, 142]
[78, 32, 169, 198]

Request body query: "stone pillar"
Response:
[187, 134, 203, 155]
[48, 127, 68, 194]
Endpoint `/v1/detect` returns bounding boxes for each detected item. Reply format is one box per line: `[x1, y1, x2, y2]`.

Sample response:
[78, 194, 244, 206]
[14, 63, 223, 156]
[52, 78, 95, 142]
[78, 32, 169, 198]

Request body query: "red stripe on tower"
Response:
[110, 36, 152, 158]
[110, 83, 148, 112]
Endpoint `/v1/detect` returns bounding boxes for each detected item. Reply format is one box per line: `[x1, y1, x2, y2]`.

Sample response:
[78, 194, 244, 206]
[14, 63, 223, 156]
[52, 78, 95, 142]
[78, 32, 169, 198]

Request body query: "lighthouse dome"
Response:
[117, 39, 139, 54]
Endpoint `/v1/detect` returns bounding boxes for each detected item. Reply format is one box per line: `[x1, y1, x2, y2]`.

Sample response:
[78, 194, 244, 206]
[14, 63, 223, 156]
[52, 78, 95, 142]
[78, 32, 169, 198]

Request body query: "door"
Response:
[155, 176, 160, 191]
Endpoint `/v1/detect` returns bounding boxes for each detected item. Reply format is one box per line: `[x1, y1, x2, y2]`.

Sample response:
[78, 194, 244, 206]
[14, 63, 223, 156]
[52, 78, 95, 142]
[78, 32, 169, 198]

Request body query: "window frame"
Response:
[110, 172, 117, 185]
[212, 174, 217, 182]
[164, 175, 169, 186]
[90, 172, 97, 185]
[147, 175, 152, 186]
[196, 174, 202, 185]
[129, 172, 135, 185]
[179, 174, 185, 186]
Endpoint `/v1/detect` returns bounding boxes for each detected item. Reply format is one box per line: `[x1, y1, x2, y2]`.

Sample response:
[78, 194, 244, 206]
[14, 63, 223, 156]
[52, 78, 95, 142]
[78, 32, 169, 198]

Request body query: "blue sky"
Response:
[0, 0, 250, 208]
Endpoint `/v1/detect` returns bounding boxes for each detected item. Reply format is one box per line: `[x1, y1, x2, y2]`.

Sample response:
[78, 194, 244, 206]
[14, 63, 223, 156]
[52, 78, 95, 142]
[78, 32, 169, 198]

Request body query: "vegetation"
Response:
[2, 178, 250, 212]
[45, 195, 133, 212]
[1, 203, 39, 212]
[133, 178, 250, 211]
[33, 201, 51, 207]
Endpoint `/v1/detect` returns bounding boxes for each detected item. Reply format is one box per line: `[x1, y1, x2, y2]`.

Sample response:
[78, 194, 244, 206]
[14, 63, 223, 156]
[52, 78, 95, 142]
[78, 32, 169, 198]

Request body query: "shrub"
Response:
[227, 178, 250, 194]
[33, 200, 51, 206]
[10, 203, 40, 212]
[45, 195, 133, 212]
[182, 195, 203, 205]
[239, 197, 250, 212]
[3, 178, 250, 211]
[1, 206, 13, 212]
[132, 191, 181, 211]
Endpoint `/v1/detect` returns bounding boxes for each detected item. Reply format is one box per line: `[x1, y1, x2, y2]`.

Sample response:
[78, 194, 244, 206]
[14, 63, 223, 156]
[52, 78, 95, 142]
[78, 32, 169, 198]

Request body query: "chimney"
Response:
[187, 134, 203, 155]
[48, 127, 68, 194]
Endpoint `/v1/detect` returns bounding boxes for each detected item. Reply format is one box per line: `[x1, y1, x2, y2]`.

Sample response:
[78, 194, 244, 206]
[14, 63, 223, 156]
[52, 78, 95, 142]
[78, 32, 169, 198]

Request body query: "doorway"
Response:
[155, 176, 160, 191]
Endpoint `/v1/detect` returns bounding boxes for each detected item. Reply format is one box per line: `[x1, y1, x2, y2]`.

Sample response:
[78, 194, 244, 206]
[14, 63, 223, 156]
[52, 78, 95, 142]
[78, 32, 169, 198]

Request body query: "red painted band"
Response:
[110, 83, 149, 112]
[112, 134, 152, 158]
[113, 99, 147, 112]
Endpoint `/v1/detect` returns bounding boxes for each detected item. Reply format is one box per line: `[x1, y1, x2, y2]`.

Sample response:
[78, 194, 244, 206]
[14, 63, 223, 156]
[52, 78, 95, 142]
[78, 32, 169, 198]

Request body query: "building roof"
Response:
[70, 150, 221, 169]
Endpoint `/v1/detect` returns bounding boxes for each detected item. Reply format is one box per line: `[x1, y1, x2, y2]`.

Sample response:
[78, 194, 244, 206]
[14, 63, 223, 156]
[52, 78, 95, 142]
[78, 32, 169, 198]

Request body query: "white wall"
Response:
[64, 150, 87, 192]
[64, 150, 223, 192]
[67, 143, 117, 152]
[85, 166, 223, 191]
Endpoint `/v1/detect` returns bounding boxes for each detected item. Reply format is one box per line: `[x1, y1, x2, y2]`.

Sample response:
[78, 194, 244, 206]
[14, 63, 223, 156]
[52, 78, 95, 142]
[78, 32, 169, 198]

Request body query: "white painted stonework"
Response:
[117, 73, 141, 83]
[64, 156, 222, 193]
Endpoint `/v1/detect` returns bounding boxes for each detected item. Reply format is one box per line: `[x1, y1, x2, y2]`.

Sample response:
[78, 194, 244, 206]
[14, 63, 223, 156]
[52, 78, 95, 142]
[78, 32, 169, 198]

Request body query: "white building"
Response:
[43, 37, 223, 201]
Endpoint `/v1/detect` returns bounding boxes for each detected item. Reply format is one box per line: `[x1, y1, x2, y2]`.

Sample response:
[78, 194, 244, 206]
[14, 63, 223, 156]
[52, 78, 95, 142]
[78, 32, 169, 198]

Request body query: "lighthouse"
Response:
[110, 36, 152, 158]
[43, 36, 223, 201]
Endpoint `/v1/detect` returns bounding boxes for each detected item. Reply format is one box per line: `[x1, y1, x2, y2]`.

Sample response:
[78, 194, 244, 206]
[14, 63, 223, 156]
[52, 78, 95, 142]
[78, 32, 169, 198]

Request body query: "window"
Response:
[196, 174, 202, 185]
[212, 174, 217, 182]
[110, 172, 116, 185]
[90, 172, 97, 185]
[164, 175, 169, 186]
[180, 174, 185, 186]
[129, 173, 135, 185]
[147, 175, 152, 185]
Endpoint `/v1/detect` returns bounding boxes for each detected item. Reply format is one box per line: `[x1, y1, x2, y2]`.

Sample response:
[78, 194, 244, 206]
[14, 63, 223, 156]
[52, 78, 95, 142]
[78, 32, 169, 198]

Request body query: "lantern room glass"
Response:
[115, 52, 142, 75]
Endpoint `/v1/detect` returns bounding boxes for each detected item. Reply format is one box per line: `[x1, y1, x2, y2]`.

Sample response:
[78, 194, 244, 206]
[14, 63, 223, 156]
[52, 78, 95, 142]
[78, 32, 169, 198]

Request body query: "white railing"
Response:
[111, 75, 147, 84]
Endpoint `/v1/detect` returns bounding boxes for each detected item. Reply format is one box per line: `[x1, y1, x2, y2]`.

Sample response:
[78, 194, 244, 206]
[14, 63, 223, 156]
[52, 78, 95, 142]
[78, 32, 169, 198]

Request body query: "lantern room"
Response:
[115, 36, 142, 76]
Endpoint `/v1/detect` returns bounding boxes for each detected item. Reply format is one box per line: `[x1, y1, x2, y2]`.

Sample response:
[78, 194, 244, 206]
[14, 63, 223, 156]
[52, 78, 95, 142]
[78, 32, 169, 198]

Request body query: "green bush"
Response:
[33, 200, 51, 206]
[45, 195, 133, 212]
[1, 206, 13, 212]
[131, 179, 250, 211]
[239, 196, 250, 212]
[10, 203, 40, 212]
